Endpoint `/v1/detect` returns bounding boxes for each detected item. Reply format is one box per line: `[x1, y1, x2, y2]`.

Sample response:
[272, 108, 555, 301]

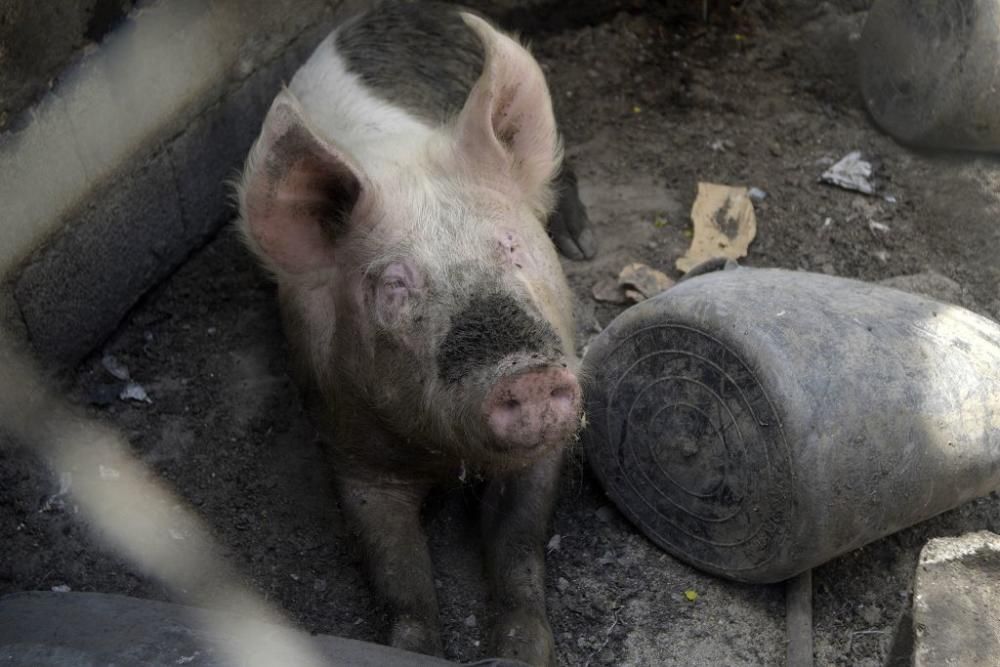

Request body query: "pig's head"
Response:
[237, 14, 582, 473]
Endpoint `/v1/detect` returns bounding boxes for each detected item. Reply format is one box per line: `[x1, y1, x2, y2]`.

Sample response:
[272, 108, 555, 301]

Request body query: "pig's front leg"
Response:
[548, 163, 597, 261]
[481, 453, 563, 667]
[338, 475, 442, 656]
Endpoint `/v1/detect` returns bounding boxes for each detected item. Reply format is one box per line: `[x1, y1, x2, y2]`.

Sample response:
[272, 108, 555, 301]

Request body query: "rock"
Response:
[879, 271, 964, 306]
[913, 531, 1000, 667]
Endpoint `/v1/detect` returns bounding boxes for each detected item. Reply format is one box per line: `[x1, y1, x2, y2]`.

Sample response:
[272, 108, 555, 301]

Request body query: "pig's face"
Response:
[238, 13, 582, 472]
[327, 171, 581, 470]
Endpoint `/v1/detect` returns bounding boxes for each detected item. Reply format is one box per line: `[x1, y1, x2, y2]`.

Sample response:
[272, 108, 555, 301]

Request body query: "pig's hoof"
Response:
[550, 214, 597, 261]
[389, 617, 443, 656]
[491, 609, 555, 667]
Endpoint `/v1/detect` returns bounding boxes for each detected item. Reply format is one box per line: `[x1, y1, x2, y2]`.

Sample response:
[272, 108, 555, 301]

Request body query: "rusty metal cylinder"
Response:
[582, 268, 1000, 583]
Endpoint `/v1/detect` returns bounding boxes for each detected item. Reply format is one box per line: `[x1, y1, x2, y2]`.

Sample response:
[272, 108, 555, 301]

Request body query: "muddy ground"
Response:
[3, 1, 1000, 665]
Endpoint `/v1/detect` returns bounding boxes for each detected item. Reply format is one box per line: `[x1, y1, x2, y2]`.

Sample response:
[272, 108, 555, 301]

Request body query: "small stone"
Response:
[557, 577, 571, 593]
[595, 506, 616, 523]
[313, 579, 327, 592]
[464, 614, 478, 628]
[860, 604, 883, 625]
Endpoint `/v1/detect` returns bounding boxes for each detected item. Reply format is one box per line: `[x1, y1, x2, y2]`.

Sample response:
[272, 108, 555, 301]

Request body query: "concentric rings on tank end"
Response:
[583, 322, 794, 579]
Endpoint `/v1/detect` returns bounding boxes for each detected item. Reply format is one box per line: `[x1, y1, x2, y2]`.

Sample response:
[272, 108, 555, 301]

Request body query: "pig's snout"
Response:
[484, 366, 582, 452]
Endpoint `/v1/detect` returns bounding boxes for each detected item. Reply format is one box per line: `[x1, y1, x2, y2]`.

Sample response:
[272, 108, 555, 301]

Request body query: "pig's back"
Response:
[289, 2, 486, 164]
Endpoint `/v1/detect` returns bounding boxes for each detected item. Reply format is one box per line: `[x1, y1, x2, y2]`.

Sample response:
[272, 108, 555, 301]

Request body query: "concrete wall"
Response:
[1, 0, 352, 367]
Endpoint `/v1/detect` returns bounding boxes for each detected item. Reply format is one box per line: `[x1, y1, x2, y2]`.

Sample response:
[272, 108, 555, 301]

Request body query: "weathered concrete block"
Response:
[14, 150, 184, 366]
[913, 531, 1000, 667]
[4, 1, 344, 369]
[169, 57, 288, 246]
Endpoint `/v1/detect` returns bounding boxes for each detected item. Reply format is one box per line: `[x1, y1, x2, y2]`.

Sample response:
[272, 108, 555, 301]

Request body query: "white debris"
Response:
[868, 220, 891, 233]
[119, 381, 152, 404]
[820, 151, 876, 195]
[39, 472, 73, 513]
[547, 534, 562, 552]
[101, 354, 131, 381]
[58, 472, 72, 495]
[99, 465, 121, 480]
[168, 528, 186, 541]
[748, 187, 768, 202]
[51, 584, 71, 593]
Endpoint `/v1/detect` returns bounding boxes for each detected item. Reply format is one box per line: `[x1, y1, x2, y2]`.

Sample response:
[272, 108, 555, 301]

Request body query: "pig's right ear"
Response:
[237, 92, 366, 277]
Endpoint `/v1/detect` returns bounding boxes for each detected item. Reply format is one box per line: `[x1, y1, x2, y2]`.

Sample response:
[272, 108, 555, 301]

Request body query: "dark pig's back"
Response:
[335, 1, 486, 124]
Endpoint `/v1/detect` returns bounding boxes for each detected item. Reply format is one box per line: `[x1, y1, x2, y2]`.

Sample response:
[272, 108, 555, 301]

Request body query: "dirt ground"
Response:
[4, 1, 1000, 665]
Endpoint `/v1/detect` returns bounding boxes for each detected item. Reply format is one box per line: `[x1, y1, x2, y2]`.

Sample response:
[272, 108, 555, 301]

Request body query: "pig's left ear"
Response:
[456, 13, 562, 216]
[237, 91, 367, 277]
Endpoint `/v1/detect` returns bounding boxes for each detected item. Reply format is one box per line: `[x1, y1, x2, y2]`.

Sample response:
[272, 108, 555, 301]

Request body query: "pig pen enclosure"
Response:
[3, 1, 1000, 665]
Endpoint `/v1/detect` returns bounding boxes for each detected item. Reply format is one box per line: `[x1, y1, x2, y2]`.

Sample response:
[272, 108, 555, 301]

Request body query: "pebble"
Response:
[595, 506, 616, 523]
[464, 613, 478, 628]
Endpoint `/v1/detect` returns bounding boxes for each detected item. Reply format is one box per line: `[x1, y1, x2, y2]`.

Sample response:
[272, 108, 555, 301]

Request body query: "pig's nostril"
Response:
[550, 386, 575, 403]
[485, 366, 582, 451]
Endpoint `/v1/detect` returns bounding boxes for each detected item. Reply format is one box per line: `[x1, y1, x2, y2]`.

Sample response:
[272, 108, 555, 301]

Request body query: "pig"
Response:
[236, 2, 593, 665]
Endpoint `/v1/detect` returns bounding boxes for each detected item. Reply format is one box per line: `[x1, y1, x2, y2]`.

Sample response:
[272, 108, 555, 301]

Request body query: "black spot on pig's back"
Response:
[335, 1, 485, 123]
[438, 292, 561, 384]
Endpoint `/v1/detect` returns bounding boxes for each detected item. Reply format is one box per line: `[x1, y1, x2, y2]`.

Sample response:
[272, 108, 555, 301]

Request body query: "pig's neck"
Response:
[289, 33, 436, 173]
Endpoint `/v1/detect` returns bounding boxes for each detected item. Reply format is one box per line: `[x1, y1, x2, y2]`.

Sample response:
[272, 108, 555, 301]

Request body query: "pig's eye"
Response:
[372, 261, 419, 324]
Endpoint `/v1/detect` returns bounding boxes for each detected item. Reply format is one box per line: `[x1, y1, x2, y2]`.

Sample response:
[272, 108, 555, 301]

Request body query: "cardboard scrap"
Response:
[675, 182, 757, 273]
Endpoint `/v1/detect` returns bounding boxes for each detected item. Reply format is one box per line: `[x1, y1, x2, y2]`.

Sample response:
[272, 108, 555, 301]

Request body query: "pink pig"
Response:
[237, 4, 594, 665]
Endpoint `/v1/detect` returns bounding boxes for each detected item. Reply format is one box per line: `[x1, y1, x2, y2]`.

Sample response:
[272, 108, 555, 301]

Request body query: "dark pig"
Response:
[236, 3, 593, 666]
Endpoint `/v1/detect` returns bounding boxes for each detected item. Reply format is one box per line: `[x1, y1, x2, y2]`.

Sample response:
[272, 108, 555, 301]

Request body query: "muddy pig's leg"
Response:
[548, 162, 597, 260]
[338, 476, 442, 656]
[481, 453, 563, 667]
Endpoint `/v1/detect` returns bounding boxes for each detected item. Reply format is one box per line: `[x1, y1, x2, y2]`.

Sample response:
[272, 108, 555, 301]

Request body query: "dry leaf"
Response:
[618, 262, 675, 302]
[592, 278, 629, 304]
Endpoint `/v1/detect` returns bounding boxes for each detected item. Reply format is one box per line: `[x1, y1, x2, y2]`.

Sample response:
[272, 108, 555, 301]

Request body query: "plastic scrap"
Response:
[820, 151, 875, 195]
[119, 381, 152, 404]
